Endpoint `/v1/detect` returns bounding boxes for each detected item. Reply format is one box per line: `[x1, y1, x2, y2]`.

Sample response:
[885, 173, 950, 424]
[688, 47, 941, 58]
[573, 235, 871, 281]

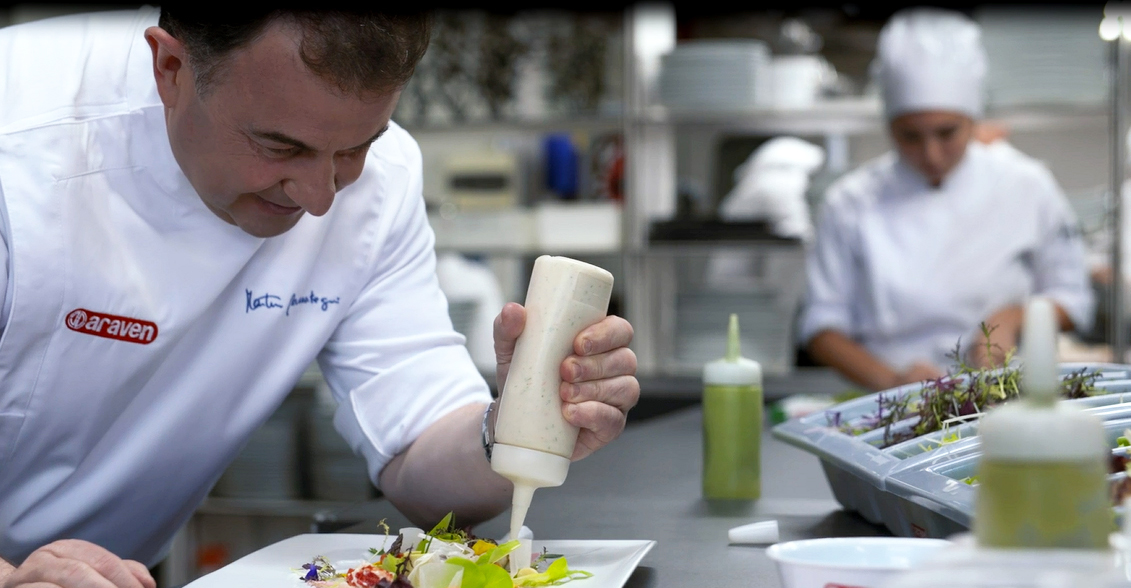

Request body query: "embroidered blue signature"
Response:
[246, 290, 283, 312]
[245, 289, 341, 315]
[286, 290, 341, 316]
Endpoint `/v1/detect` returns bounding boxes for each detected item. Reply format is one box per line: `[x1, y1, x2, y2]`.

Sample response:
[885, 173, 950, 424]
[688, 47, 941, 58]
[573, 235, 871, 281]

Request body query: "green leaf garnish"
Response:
[476, 540, 520, 566]
[428, 512, 454, 536]
[445, 557, 486, 588]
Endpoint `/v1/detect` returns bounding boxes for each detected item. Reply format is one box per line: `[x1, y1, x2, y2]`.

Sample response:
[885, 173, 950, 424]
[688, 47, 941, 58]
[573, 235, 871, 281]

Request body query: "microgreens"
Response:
[827, 323, 1099, 449]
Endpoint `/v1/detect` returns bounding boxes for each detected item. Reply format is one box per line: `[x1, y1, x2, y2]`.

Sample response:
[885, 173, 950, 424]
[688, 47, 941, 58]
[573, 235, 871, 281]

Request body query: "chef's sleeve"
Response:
[1029, 169, 1095, 334]
[316, 130, 493, 487]
[797, 196, 858, 345]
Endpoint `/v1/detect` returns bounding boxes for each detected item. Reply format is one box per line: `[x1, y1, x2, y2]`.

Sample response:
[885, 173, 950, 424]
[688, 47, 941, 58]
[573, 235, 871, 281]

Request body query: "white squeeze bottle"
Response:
[490, 256, 614, 566]
[974, 297, 1112, 549]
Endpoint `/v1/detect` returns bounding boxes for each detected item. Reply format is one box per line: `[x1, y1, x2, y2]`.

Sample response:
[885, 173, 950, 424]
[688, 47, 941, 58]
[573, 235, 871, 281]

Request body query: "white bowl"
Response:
[765, 537, 953, 588]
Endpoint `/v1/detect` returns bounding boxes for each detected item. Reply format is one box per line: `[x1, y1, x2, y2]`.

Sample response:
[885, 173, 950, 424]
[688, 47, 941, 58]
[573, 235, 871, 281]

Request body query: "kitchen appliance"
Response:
[442, 150, 520, 211]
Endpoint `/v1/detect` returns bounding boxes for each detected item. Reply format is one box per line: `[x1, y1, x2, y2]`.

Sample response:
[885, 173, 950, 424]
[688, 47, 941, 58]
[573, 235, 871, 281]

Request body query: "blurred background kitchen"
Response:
[1, 2, 1124, 584]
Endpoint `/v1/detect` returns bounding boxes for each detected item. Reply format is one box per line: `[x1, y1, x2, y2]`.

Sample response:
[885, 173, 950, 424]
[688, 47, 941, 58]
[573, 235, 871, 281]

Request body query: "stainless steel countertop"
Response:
[344, 406, 889, 587]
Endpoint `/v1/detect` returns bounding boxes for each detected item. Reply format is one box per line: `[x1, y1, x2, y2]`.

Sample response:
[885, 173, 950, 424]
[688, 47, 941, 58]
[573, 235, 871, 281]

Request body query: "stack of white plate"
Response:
[658, 40, 772, 112]
[978, 8, 1107, 108]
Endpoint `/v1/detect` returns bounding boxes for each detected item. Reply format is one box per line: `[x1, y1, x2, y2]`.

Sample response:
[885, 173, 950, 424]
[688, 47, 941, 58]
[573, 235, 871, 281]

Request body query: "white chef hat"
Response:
[874, 8, 987, 120]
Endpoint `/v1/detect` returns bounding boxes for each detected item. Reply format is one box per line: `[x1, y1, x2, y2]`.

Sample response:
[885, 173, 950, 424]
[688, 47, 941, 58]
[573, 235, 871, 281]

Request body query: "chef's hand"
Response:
[0, 539, 155, 588]
[968, 305, 1025, 368]
[494, 302, 640, 461]
[892, 362, 945, 387]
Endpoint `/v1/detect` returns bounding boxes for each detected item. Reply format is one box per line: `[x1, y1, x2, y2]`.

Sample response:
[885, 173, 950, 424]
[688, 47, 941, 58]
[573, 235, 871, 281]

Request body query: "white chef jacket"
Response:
[798, 140, 1094, 372]
[0, 8, 491, 564]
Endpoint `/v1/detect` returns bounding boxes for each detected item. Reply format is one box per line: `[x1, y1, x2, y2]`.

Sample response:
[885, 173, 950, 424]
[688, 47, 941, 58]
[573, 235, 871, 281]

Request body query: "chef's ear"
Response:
[144, 26, 190, 108]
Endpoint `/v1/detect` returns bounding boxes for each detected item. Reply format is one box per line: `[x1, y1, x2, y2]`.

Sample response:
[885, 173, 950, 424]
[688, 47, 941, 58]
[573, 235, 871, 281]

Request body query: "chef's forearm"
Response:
[1052, 302, 1074, 332]
[0, 555, 14, 580]
[807, 330, 900, 391]
[378, 402, 512, 529]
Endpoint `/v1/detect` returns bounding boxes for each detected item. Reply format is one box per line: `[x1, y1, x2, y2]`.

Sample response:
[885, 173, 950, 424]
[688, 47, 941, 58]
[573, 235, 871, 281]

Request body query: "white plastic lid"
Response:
[980, 401, 1107, 461]
[728, 520, 779, 545]
[703, 314, 762, 387]
[490, 443, 571, 488]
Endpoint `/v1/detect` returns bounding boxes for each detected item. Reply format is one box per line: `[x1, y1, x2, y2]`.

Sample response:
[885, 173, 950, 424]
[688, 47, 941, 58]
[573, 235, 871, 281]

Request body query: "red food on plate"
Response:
[345, 564, 395, 588]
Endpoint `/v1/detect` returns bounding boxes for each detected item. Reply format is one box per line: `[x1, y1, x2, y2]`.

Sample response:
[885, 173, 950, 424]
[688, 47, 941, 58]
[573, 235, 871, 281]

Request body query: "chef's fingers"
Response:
[574, 315, 634, 357]
[121, 562, 154, 588]
[565, 401, 628, 461]
[562, 347, 637, 384]
[28, 540, 145, 588]
[493, 302, 526, 356]
[493, 302, 526, 389]
[5, 554, 119, 588]
[561, 375, 640, 413]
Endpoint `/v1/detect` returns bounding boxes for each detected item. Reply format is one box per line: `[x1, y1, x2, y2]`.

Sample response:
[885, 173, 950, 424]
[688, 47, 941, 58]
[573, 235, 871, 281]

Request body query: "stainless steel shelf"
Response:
[400, 116, 625, 134]
[433, 245, 622, 256]
[639, 98, 884, 135]
[633, 99, 1109, 135]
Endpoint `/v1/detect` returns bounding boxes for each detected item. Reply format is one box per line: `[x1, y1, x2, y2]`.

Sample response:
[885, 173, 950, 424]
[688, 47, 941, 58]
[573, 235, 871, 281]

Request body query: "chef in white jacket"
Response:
[0, 6, 640, 588]
[799, 8, 1093, 391]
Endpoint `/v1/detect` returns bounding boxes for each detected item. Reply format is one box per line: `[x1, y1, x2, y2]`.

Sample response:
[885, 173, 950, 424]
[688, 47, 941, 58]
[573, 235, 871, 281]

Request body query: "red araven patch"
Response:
[65, 308, 158, 345]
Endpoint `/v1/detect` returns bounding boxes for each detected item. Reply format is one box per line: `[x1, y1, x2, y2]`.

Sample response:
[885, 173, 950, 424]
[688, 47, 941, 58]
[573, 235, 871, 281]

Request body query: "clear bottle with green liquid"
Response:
[702, 314, 763, 499]
[974, 298, 1112, 550]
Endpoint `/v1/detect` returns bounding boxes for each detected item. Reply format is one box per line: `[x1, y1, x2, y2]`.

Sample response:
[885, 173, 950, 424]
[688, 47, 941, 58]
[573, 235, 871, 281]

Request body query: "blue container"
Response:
[544, 133, 578, 199]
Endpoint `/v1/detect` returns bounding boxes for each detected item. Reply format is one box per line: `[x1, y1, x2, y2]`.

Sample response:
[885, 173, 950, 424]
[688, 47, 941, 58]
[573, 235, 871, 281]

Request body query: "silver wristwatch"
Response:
[481, 400, 496, 462]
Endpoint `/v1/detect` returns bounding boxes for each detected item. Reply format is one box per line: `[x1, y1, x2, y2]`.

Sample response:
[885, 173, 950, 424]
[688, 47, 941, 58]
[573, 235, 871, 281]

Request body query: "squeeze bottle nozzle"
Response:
[1021, 297, 1058, 406]
[725, 313, 741, 362]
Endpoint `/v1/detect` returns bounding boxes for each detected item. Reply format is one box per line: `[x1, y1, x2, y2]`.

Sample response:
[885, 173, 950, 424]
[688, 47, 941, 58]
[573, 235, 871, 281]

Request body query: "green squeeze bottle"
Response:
[974, 297, 1112, 549]
[702, 314, 763, 500]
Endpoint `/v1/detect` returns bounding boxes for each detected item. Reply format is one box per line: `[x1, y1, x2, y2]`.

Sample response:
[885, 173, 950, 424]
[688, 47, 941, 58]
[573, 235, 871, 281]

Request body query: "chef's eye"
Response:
[897, 131, 922, 144]
[345, 143, 373, 157]
[264, 145, 299, 157]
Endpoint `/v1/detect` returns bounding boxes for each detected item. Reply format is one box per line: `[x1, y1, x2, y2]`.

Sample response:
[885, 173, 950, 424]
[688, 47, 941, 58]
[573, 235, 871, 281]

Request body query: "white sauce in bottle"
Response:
[490, 256, 613, 570]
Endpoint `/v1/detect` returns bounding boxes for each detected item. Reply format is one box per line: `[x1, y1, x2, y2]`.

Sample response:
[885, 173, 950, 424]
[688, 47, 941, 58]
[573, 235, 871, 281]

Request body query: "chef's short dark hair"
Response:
[158, 5, 431, 97]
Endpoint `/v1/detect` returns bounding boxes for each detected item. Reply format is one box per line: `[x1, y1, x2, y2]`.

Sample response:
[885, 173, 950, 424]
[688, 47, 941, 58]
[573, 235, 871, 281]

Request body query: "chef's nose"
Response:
[282, 157, 336, 217]
[922, 137, 946, 171]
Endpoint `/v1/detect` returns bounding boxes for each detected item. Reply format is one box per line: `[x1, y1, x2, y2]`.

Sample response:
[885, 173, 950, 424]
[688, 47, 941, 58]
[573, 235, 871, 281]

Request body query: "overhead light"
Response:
[1105, 2, 1131, 40]
[1102, 16, 1122, 41]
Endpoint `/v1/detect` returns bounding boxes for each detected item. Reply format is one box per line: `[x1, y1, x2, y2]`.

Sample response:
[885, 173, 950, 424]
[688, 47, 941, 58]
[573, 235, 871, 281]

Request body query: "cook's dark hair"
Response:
[158, 5, 431, 97]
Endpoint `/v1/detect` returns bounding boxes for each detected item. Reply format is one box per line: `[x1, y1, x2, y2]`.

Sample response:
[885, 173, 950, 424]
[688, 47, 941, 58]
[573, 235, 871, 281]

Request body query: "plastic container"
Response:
[771, 362, 1131, 540]
[490, 256, 614, 554]
[766, 537, 952, 588]
[702, 314, 763, 499]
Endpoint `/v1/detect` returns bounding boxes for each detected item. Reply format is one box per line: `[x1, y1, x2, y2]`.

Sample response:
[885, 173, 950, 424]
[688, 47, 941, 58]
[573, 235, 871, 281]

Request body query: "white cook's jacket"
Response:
[798, 140, 1094, 372]
[0, 8, 491, 564]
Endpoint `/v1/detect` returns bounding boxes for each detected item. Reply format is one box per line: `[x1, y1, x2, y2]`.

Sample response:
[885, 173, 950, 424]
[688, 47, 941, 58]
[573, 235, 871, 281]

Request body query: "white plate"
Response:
[185, 534, 656, 588]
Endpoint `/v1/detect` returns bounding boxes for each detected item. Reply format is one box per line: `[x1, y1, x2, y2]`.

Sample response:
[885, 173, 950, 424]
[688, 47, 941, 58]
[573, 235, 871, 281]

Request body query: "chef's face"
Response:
[145, 23, 400, 238]
[889, 111, 974, 187]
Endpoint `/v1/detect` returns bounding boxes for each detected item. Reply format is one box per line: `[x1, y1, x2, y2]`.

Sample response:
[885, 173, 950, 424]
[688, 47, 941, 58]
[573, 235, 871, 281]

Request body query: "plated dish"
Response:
[184, 533, 655, 588]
